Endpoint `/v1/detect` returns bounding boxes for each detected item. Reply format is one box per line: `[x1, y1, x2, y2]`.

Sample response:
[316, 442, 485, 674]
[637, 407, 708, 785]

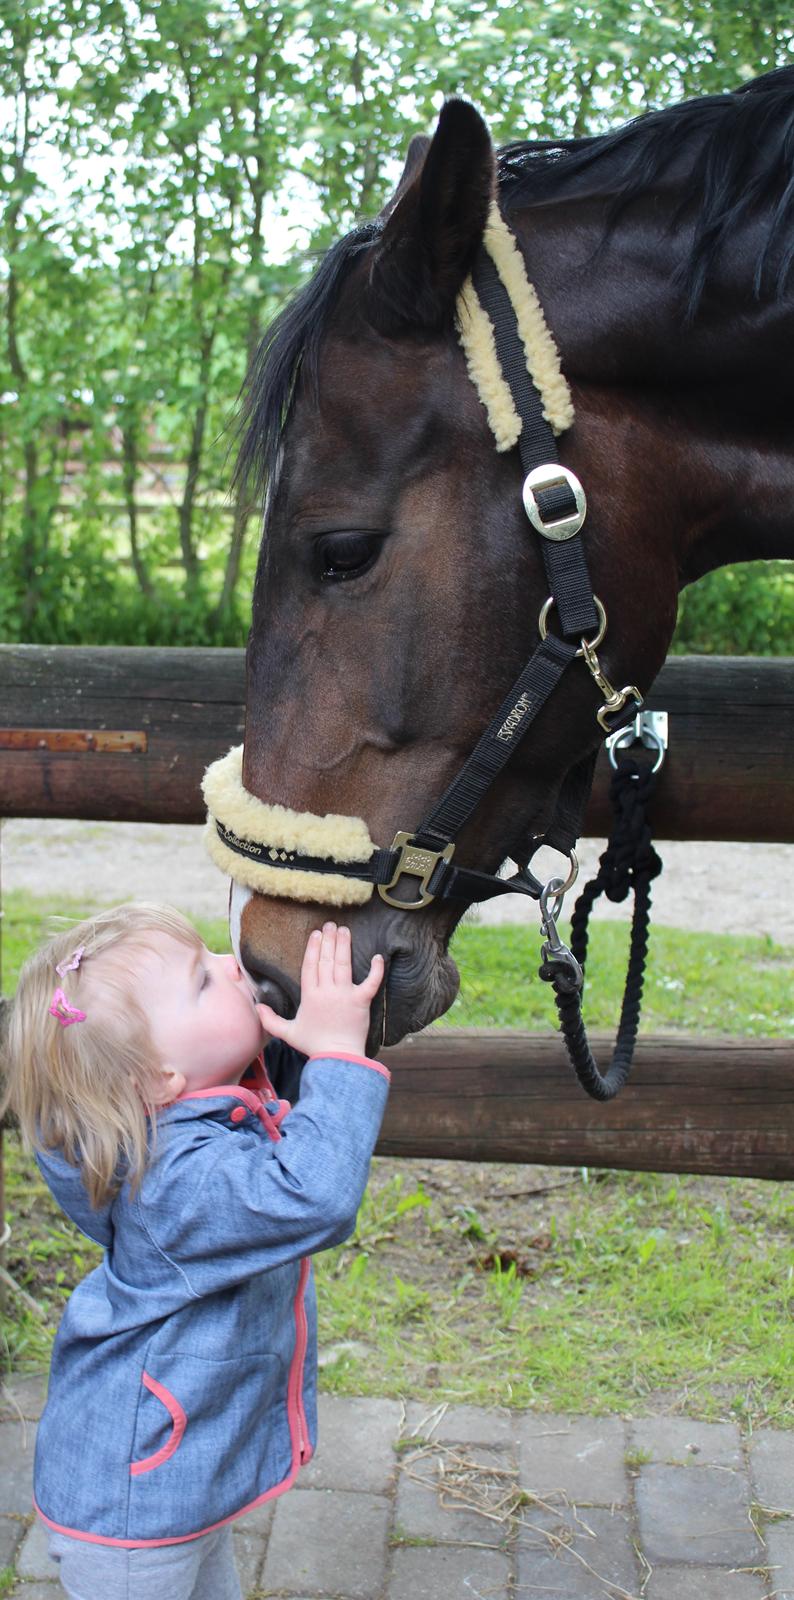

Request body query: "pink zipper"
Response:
[289, 1258, 311, 1463]
[250, 1093, 309, 1457]
[177, 1077, 308, 1458]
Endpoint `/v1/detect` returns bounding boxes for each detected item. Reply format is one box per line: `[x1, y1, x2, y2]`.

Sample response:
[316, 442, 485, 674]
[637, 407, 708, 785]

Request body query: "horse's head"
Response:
[223, 99, 685, 1049]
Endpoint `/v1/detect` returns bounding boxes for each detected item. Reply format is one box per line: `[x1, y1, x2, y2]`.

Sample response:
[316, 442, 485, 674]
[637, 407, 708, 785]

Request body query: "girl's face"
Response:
[131, 932, 267, 1097]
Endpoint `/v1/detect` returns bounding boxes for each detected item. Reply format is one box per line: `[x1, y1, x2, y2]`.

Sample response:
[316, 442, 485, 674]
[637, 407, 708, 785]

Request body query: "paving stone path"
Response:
[1, 1377, 792, 1599]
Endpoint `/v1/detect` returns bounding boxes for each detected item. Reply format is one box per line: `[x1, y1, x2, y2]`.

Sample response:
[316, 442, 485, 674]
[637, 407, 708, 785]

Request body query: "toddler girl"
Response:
[1, 902, 387, 1600]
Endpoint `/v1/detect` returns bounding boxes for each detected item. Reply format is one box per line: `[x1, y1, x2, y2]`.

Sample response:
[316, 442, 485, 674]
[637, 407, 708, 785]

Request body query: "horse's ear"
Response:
[378, 135, 432, 221]
[367, 99, 495, 335]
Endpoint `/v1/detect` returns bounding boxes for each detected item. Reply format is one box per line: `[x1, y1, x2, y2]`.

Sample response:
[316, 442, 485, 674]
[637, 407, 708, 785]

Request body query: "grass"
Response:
[444, 920, 792, 1036]
[308, 1162, 794, 1428]
[1, 888, 792, 1425]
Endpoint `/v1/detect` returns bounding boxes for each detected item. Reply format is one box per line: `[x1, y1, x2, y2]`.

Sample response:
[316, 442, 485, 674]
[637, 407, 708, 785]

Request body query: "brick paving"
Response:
[1, 1378, 792, 1598]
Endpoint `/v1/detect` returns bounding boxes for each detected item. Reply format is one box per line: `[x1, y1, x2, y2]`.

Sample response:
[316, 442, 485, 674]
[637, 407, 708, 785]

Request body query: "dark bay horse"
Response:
[227, 67, 794, 1052]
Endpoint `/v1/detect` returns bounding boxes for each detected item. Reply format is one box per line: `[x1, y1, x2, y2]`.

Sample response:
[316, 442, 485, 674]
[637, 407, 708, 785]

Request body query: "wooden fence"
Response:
[1, 645, 792, 1181]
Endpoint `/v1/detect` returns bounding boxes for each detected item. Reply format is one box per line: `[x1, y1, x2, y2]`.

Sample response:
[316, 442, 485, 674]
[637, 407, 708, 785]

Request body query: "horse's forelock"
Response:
[233, 222, 381, 507]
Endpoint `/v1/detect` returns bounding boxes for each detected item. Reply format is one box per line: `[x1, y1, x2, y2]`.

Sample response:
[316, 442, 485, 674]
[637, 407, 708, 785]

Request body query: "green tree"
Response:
[1, 0, 791, 644]
[0, 1, 101, 628]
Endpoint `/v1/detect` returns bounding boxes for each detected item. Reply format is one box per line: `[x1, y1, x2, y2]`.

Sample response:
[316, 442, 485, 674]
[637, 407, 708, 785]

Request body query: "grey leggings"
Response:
[47, 1524, 243, 1600]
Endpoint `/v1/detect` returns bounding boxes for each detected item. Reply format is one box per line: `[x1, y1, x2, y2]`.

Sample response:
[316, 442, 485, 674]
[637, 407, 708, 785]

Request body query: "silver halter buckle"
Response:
[522, 464, 586, 541]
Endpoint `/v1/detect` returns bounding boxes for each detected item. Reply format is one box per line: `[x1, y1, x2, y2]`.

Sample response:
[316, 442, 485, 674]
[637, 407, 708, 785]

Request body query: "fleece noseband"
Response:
[203, 746, 376, 907]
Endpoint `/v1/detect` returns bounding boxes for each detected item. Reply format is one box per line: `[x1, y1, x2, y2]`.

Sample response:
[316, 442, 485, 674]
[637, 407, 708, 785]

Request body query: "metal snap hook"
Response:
[538, 875, 584, 993]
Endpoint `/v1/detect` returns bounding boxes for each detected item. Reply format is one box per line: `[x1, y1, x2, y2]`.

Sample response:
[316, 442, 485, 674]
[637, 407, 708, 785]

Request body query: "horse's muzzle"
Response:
[231, 881, 459, 1054]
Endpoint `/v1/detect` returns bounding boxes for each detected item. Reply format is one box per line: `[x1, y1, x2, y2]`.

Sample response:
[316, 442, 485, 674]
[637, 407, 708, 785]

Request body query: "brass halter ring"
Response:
[538, 595, 607, 657]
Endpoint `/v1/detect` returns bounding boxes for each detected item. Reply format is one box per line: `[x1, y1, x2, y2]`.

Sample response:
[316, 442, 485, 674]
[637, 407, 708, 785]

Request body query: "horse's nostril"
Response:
[258, 979, 296, 1019]
[383, 946, 409, 990]
[240, 956, 297, 1020]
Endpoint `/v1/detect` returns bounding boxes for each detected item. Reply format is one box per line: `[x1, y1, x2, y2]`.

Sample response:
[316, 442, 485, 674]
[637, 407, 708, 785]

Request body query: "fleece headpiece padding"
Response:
[202, 745, 375, 905]
[455, 200, 574, 449]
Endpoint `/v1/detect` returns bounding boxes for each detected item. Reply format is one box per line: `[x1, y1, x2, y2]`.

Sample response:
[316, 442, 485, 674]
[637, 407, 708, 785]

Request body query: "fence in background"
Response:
[1, 646, 792, 1186]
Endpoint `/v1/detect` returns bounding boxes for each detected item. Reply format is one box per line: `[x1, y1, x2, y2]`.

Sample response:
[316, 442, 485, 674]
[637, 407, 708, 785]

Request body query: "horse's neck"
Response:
[512, 199, 794, 572]
[516, 195, 794, 395]
[681, 419, 794, 576]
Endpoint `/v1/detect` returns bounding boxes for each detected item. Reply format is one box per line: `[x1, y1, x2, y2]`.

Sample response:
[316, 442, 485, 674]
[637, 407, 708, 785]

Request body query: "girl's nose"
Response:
[212, 952, 242, 978]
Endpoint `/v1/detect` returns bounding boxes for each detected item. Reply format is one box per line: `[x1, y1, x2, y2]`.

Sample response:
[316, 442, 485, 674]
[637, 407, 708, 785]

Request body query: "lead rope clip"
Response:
[538, 876, 584, 995]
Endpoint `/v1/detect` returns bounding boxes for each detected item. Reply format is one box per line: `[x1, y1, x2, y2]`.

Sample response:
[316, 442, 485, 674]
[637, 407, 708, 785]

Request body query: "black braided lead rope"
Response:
[540, 756, 663, 1101]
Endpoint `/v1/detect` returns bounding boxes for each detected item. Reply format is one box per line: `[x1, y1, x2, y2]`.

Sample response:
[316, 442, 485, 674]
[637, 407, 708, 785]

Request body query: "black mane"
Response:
[236, 68, 794, 501]
[233, 222, 380, 503]
[498, 66, 794, 315]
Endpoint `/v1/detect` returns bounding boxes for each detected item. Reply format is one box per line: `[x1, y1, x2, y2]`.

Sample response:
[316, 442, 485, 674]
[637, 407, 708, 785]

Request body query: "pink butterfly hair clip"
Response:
[55, 945, 85, 978]
[50, 946, 87, 1027]
[49, 989, 87, 1028]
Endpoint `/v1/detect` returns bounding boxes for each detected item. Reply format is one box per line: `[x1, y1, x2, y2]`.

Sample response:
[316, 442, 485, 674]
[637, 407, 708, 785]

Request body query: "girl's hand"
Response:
[257, 923, 384, 1059]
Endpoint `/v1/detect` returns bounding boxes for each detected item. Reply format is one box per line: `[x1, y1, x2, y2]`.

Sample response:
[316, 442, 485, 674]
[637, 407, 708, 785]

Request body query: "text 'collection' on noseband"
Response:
[203, 200, 666, 1102]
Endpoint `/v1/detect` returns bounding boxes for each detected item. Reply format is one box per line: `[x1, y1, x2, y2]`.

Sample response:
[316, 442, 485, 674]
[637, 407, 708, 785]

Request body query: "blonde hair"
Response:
[0, 903, 202, 1210]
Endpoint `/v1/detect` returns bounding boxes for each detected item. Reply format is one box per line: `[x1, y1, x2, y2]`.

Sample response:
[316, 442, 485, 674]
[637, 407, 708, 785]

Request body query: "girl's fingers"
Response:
[256, 1002, 296, 1045]
[358, 952, 385, 1000]
[301, 928, 323, 990]
[318, 921, 336, 977]
[334, 925, 352, 985]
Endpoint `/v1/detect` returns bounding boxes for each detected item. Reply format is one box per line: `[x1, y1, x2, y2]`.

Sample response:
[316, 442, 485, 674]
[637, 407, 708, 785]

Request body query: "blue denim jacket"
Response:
[33, 1049, 389, 1547]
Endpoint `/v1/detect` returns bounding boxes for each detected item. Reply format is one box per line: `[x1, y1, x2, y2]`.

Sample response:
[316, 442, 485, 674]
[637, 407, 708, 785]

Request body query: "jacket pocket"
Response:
[130, 1371, 187, 1476]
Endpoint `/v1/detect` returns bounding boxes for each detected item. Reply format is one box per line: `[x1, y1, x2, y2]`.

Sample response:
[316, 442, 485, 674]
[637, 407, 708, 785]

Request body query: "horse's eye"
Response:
[317, 532, 382, 583]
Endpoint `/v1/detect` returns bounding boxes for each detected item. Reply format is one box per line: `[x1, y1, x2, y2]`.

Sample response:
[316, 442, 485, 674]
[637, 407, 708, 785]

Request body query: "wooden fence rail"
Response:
[1, 645, 792, 1180]
[380, 1033, 794, 1180]
[1, 646, 792, 839]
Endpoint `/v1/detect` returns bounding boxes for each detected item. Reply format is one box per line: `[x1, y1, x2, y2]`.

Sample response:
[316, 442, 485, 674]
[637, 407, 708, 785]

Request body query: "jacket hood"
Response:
[33, 1101, 240, 1248]
[35, 1146, 115, 1248]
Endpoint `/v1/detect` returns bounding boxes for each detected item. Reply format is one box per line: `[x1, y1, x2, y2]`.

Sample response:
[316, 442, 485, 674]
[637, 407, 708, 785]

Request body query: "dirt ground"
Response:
[2, 819, 793, 940]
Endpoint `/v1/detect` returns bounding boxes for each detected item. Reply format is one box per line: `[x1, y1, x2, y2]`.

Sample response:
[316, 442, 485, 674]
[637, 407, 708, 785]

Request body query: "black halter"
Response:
[221, 244, 639, 904]
[220, 226, 663, 1100]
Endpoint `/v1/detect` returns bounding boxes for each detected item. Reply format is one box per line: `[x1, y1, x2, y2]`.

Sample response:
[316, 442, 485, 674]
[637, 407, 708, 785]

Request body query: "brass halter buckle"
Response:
[378, 832, 455, 910]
